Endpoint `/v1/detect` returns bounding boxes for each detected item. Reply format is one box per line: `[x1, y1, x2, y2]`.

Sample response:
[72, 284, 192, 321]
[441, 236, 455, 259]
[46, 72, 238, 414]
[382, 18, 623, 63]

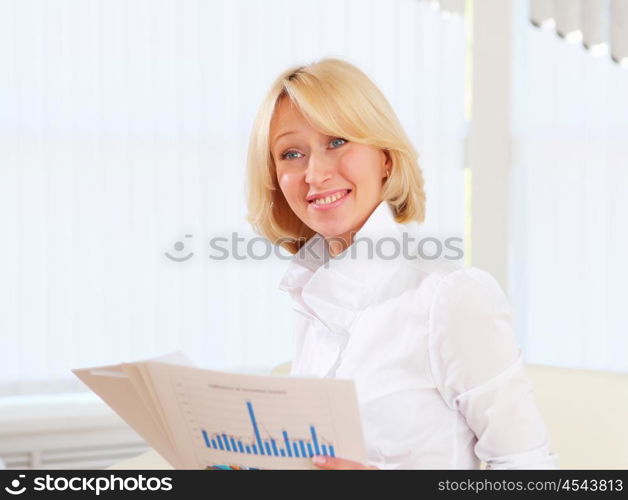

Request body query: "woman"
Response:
[246, 58, 559, 470]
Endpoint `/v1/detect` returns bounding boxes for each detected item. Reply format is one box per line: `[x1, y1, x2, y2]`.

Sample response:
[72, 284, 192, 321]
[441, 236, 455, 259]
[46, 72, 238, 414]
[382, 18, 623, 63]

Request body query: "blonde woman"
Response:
[246, 58, 558, 470]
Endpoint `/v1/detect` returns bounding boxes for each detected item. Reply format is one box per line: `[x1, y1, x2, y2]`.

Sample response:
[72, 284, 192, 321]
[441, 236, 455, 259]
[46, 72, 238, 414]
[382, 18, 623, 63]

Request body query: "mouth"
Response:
[307, 189, 352, 210]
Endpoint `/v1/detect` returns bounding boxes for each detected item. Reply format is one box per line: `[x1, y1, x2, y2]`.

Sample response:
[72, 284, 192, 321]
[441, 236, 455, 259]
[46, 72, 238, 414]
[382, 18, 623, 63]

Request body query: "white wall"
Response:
[0, 0, 468, 395]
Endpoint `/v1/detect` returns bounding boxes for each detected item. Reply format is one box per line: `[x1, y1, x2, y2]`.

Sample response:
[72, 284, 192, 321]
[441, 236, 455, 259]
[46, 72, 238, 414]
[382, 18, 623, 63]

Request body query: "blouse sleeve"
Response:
[427, 267, 560, 469]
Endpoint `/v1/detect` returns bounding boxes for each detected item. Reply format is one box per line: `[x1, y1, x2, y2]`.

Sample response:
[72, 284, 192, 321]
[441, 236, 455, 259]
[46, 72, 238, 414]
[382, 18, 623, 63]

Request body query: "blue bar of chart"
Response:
[200, 401, 336, 459]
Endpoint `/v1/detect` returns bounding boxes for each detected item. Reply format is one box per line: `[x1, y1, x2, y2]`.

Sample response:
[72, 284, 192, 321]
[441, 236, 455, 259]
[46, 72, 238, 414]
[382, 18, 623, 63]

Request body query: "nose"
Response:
[304, 149, 334, 186]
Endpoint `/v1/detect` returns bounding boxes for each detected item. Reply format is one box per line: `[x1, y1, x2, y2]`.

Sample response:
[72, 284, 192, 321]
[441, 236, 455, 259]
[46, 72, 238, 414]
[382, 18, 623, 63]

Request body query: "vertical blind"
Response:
[511, 0, 628, 372]
[0, 0, 468, 396]
[529, 0, 628, 64]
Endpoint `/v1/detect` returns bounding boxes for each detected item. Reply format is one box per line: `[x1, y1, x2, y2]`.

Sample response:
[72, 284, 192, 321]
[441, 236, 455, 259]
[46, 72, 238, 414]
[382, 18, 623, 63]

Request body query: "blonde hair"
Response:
[245, 57, 426, 254]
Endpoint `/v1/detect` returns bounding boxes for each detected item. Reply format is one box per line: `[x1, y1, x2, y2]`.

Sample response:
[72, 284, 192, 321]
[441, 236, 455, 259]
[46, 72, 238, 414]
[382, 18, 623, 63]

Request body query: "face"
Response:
[270, 97, 391, 254]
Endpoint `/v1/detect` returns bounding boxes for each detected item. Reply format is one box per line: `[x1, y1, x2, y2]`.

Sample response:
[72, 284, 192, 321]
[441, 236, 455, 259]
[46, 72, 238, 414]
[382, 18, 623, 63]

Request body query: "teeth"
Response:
[313, 191, 347, 205]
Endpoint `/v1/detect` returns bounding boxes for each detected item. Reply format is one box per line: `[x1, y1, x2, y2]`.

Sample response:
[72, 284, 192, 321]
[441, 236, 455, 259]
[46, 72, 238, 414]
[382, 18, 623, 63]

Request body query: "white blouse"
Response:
[278, 200, 559, 469]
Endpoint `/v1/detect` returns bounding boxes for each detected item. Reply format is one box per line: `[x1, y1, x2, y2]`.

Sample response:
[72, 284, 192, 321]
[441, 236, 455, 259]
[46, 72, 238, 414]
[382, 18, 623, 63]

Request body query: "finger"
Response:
[312, 455, 377, 470]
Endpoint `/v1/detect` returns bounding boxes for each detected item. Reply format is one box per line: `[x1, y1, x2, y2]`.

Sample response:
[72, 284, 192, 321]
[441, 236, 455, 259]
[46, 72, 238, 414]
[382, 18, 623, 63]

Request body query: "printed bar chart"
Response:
[201, 401, 336, 458]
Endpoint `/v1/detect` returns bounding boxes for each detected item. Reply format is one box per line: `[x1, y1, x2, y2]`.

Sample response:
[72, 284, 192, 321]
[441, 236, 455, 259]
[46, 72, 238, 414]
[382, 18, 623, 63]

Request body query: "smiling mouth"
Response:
[308, 189, 352, 206]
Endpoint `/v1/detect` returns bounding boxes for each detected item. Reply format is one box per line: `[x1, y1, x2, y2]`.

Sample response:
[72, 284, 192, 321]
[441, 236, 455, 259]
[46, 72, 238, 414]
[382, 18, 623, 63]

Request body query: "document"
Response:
[72, 353, 368, 470]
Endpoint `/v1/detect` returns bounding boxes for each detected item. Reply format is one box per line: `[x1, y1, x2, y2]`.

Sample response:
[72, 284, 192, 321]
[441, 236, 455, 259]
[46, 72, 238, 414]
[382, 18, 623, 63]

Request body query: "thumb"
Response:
[312, 455, 378, 470]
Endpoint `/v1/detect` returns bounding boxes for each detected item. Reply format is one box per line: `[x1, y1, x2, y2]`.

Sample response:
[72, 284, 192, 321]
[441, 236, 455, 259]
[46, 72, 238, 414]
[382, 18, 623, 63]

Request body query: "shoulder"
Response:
[431, 266, 509, 311]
[425, 266, 521, 405]
[426, 264, 514, 339]
[400, 258, 504, 305]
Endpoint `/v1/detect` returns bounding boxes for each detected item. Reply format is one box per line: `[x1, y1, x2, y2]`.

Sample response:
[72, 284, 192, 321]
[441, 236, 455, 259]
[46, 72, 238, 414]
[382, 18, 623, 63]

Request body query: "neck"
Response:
[325, 231, 353, 258]
[323, 202, 384, 257]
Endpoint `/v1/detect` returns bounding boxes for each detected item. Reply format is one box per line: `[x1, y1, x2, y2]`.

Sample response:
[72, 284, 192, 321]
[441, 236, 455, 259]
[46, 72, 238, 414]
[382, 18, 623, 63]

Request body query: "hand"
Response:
[312, 455, 379, 470]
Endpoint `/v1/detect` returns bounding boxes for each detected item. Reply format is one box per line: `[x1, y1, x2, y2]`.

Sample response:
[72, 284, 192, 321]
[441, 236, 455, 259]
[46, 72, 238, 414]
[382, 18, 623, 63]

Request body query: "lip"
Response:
[306, 189, 351, 203]
[308, 189, 352, 211]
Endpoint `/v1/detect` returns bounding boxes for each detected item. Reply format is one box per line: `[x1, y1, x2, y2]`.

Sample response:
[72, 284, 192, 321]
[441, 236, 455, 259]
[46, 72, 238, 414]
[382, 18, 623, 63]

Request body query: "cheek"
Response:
[277, 168, 305, 201]
[339, 149, 383, 191]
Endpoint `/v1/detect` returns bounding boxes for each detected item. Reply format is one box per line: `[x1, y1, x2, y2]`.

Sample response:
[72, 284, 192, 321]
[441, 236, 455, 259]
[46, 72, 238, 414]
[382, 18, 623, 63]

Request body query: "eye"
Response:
[330, 137, 347, 148]
[280, 150, 303, 161]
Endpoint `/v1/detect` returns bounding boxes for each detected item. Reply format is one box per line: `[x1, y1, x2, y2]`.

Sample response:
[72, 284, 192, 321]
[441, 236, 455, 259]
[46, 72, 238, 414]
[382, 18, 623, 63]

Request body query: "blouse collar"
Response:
[278, 200, 419, 334]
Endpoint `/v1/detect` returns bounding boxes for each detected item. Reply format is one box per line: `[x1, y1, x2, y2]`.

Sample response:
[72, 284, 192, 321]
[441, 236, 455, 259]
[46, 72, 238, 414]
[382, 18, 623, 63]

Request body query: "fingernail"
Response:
[312, 455, 326, 465]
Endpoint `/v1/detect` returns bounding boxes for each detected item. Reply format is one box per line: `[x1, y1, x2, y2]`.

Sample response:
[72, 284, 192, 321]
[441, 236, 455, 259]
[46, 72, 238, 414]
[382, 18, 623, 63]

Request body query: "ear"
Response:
[381, 149, 392, 178]
[384, 149, 392, 168]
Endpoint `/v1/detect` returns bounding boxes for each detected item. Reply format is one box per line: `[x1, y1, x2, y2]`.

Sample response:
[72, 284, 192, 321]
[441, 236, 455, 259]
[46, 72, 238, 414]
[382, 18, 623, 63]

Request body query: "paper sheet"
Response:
[73, 352, 367, 470]
[142, 361, 368, 469]
[72, 351, 195, 469]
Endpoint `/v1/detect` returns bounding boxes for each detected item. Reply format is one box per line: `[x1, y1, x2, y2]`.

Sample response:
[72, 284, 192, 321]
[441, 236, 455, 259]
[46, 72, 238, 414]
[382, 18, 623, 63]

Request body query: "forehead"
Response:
[270, 97, 313, 136]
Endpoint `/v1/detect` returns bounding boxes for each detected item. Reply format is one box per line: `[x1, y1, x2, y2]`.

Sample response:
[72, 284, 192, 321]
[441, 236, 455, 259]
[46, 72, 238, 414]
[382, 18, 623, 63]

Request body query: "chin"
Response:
[311, 222, 353, 240]
[298, 204, 356, 240]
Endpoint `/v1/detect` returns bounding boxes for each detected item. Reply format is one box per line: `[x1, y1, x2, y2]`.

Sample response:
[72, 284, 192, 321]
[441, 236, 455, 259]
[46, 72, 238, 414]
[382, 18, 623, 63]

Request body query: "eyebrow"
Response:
[272, 130, 296, 148]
